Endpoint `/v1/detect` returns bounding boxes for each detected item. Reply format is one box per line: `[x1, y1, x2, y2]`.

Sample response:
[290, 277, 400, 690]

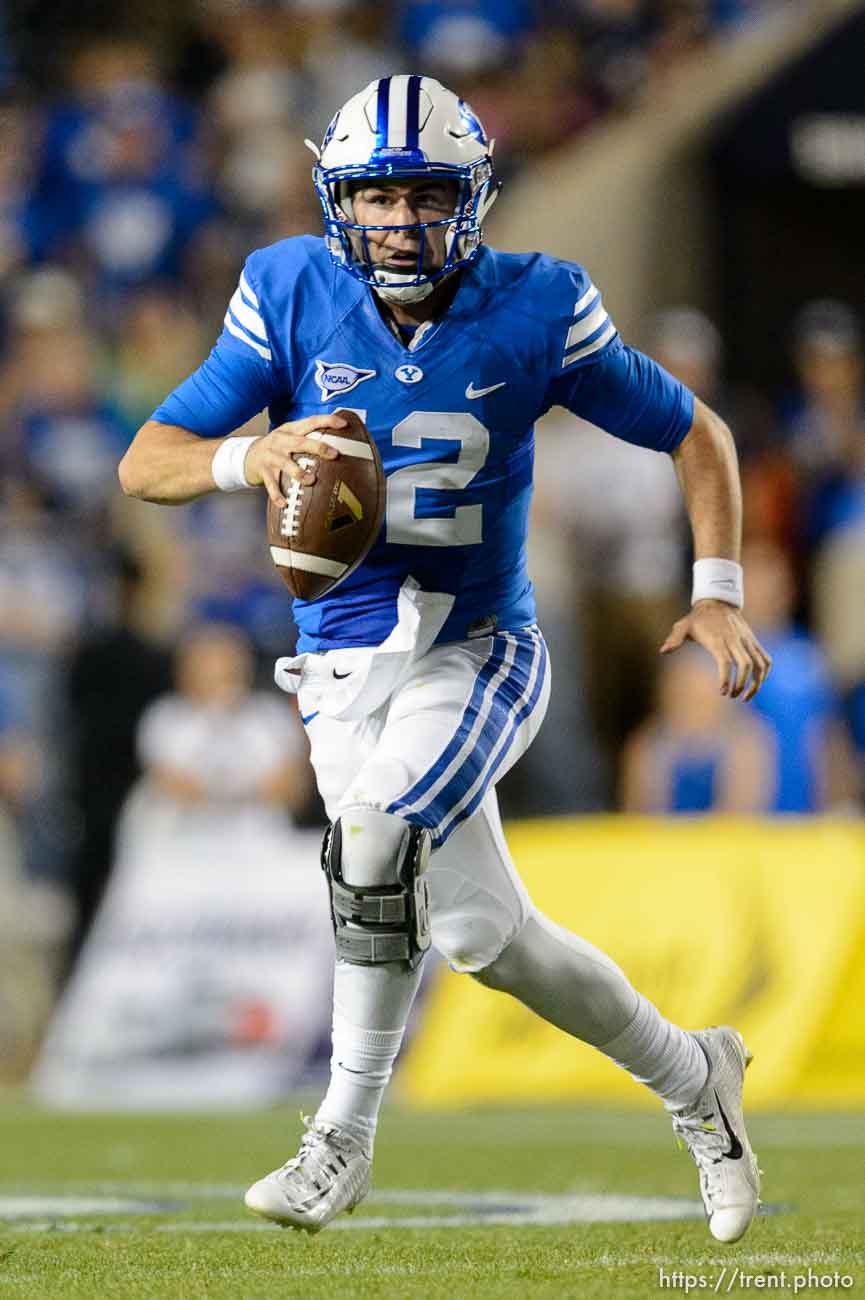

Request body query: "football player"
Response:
[119, 75, 771, 1242]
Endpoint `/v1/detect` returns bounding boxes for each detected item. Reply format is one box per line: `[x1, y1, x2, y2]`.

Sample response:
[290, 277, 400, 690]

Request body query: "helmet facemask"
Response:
[314, 161, 497, 304]
[306, 77, 500, 304]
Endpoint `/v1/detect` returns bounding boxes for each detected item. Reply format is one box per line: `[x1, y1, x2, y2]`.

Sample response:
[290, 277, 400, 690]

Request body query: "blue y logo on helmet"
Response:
[322, 112, 340, 151]
[315, 360, 377, 401]
[457, 100, 487, 144]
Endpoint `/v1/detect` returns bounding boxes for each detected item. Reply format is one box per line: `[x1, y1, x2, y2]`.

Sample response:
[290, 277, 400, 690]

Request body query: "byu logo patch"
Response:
[394, 364, 423, 384]
[315, 360, 376, 401]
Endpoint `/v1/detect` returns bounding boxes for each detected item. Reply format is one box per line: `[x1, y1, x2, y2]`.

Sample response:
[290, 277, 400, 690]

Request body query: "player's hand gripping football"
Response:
[244, 414, 345, 508]
[660, 600, 772, 701]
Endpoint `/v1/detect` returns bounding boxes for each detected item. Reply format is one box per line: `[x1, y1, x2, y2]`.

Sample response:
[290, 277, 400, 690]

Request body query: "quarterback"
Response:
[119, 75, 771, 1242]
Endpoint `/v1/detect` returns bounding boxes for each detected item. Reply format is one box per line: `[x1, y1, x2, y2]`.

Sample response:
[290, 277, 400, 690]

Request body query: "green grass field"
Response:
[0, 1100, 862, 1299]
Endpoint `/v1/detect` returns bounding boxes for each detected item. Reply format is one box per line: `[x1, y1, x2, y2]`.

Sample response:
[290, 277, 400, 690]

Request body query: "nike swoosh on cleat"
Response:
[465, 380, 506, 399]
[714, 1090, 744, 1159]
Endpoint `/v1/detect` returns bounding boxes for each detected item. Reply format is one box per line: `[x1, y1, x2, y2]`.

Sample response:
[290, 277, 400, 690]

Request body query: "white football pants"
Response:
[302, 627, 548, 970]
[305, 626, 708, 1138]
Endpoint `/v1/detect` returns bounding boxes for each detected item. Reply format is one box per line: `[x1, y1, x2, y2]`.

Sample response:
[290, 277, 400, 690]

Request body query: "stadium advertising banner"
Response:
[32, 793, 334, 1109]
[402, 817, 865, 1109]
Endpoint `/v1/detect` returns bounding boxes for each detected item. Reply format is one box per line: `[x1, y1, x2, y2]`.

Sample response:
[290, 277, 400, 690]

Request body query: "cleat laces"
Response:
[275, 1117, 365, 1208]
[672, 1109, 728, 1208]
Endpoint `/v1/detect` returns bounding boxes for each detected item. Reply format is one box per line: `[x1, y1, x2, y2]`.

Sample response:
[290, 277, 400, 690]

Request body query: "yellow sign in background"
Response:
[401, 818, 865, 1109]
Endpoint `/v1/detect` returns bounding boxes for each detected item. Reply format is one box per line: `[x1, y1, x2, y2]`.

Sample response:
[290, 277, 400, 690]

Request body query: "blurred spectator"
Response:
[563, 0, 657, 113]
[465, 30, 596, 172]
[561, 0, 709, 116]
[506, 474, 603, 815]
[299, 5, 403, 128]
[204, 1, 311, 243]
[535, 407, 686, 800]
[64, 550, 172, 971]
[812, 521, 865, 766]
[783, 302, 865, 566]
[532, 307, 738, 800]
[178, 488, 298, 656]
[20, 35, 218, 299]
[0, 665, 45, 873]
[781, 299, 864, 491]
[0, 477, 101, 888]
[0, 797, 73, 1080]
[399, 0, 536, 74]
[643, 306, 723, 406]
[1, 268, 132, 525]
[0, 664, 74, 1071]
[136, 622, 311, 828]
[0, 668, 39, 808]
[105, 287, 205, 433]
[0, 477, 93, 737]
[0, 100, 30, 281]
[621, 644, 775, 813]
[644, 305, 795, 553]
[782, 301, 865, 757]
[742, 539, 857, 812]
[205, 1, 304, 138]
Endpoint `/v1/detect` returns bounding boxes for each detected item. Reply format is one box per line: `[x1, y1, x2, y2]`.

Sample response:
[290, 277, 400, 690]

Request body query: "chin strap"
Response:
[372, 275, 436, 305]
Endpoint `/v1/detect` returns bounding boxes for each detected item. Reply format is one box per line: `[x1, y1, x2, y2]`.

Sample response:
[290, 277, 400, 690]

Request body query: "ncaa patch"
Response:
[315, 359, 376, 401]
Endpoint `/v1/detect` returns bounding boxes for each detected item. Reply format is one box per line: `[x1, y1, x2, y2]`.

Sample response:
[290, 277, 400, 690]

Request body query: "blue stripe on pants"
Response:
[387, 628, 545, 846]
[433, 634, 547, 844]
[387, 637, 510, 815]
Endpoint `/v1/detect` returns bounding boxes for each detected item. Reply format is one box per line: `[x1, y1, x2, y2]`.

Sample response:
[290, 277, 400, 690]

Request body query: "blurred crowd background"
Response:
[1, 0, 864, 1082]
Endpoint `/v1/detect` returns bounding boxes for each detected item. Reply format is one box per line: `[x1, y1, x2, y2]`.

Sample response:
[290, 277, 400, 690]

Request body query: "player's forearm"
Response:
[118, 420, 238, 504]
[670, 397, 741, 562]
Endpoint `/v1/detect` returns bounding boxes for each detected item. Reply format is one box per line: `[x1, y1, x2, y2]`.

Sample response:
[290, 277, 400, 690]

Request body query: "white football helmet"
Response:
[306, 75, 500, 304]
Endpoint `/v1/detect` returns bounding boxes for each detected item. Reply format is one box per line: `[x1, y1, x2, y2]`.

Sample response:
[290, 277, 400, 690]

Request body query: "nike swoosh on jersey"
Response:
[465, 380, 506, 399]
[714, 1090, 744, 1159]
[333, 669, 352, 679]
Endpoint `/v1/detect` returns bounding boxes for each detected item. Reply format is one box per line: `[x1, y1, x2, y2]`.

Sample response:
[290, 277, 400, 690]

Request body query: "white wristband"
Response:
[211, 436, 258, 492]
[691, 558, 744, 608]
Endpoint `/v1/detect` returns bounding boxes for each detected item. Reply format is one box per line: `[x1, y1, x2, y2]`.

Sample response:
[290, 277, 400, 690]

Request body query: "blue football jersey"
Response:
[153, 236, 693, 652]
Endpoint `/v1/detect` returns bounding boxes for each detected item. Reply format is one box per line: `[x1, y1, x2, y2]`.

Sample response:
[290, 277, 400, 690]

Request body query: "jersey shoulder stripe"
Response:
[477, 251, 620, 373]
[244, 235, 368, 359]
[562, 278, 618, 368]
[223, 264, 273, 361]
[239, 270, 260, 307]
[223, 312, 271, 360]
[227, 289, 268, 344]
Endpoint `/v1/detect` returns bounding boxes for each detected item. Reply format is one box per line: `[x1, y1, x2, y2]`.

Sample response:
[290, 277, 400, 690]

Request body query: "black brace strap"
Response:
[321, 818, 431, 968]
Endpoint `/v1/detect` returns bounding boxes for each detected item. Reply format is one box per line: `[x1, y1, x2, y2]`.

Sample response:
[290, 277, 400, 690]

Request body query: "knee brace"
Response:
[321, 815, 432, 968]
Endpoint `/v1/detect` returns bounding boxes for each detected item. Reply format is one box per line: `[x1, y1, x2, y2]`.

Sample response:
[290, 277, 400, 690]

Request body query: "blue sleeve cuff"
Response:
[151, 344, 276, 439]
[545, 343, 694, 453]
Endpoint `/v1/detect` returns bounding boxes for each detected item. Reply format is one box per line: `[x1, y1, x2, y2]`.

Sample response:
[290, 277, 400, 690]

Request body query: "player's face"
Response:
[348, 178, 459, 274]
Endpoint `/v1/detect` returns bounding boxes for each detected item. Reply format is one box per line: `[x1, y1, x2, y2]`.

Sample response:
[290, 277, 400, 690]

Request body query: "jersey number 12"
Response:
[385, 411, 490, 547]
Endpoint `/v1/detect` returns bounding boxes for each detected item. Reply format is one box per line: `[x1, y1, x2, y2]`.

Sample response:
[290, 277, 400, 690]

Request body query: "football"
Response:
[266, 408, 385, 601]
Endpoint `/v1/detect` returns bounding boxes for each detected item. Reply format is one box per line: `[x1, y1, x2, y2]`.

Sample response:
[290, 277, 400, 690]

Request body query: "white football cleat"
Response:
[244, 1117, 372, 1233]
[672, 1026, 761, 1243]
